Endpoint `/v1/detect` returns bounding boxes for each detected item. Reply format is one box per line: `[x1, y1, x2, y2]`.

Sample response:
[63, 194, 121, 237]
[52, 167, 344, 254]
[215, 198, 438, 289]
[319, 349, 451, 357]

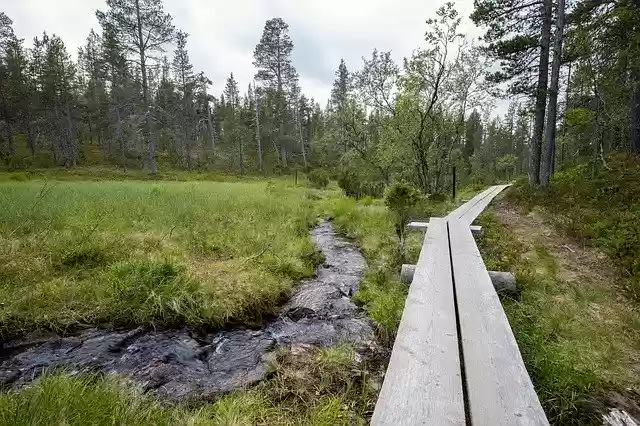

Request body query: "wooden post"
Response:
[295, 170, 298, 186]
[452, 166, 456, 200]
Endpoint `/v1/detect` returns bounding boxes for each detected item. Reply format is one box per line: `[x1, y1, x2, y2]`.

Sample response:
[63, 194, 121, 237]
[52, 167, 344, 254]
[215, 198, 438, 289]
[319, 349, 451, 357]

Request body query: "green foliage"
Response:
[508, 153, 640, 300]
[565, 107, 594, 128]
[336, 169, 384, 199]
[384, 181, 421, 247]
[307, 169, 329, 189]
[0, 374, 187, 425]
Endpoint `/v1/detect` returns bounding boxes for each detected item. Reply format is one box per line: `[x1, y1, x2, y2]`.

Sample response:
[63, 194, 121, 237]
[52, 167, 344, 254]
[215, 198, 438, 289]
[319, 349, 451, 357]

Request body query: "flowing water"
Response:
[0, 221, 376, 401]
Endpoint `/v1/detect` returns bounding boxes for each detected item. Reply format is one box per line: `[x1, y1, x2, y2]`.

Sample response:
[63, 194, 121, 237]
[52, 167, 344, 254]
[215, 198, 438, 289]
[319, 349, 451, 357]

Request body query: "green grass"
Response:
[0, 170, 480, 424]
[508, 153, 640, 300]
[0, 178, 326, 336]
[477, 210, 640, 425]
[318, 184, 482, 341]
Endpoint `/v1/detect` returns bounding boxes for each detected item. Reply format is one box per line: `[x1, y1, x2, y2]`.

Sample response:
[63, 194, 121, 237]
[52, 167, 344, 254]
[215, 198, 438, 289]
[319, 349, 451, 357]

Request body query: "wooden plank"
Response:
[457, 184, 510, 225]
[371, 218, 465, 426]
[447, 186, 497, 221]
[448, 219, 548, 426]
[406, 220, 430, 230]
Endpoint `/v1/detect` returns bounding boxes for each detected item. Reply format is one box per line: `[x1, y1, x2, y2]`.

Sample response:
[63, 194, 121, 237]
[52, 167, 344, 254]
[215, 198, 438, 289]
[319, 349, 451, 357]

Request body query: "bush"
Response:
[307, 169, 329, 189]
[337, 169, 385, 199]
[337, 170, 361, 197]
[384, 181, 421, 252]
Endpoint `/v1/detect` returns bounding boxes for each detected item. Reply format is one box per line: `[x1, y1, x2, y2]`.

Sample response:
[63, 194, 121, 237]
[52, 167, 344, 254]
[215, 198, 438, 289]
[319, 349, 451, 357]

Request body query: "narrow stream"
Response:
[0, 221, 376, 401]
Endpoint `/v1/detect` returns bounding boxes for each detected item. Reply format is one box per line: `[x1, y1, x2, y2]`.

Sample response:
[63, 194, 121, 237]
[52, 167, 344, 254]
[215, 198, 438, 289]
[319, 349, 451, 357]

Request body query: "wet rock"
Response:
[0, 220, 375, 401]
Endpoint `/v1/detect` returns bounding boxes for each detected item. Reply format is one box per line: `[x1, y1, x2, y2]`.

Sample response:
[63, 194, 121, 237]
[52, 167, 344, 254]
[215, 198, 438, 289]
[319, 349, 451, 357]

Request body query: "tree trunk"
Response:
[254, 86, 263, 172]
[135, 0, 156, 174]
[633, 0, 640, 153]
[297, 107, 308, 167]
[65, 102, 77, 167]
[530, 0, 553, 185]
[559, 62, 572, 169]
[541, 0, 565, 186]
[281, 143, 287, 167]
[204, 86, 215, 152]
[239, 133, 244, 175]
[116, 107, 127, 172]
[25, 119, 35, 156]
[633, 71, 640, 154]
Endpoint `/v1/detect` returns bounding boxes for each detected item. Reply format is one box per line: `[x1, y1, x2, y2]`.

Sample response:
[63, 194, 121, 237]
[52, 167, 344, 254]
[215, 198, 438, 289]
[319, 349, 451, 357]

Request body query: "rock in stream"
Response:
[0, 221, 376, 401]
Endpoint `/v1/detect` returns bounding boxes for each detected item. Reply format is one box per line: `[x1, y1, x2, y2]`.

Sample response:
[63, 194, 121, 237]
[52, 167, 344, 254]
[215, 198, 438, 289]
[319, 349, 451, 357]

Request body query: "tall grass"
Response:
[0, 179, 321, 336]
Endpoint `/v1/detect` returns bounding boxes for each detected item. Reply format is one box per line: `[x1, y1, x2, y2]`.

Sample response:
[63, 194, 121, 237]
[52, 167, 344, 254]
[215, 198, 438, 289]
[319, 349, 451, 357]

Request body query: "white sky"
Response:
[2, 0, 485, 106]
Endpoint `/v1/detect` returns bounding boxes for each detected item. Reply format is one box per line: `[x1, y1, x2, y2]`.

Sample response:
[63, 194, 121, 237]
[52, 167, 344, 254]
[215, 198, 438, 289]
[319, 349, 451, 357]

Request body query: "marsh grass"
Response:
[0, 179, 322, 336]
[319, 185, 481, 342]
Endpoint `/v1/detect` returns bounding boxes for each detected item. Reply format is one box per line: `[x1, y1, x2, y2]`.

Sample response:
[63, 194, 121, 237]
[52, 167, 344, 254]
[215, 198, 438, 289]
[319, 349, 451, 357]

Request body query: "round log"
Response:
[400, 264, 517, 295]
[400, 264, 416, 285]
[487, 271, 517, 295]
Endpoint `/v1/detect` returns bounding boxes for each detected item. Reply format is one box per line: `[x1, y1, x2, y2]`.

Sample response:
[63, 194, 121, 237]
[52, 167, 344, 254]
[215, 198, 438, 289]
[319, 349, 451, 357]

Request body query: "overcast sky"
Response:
[3, 0, 483, 105]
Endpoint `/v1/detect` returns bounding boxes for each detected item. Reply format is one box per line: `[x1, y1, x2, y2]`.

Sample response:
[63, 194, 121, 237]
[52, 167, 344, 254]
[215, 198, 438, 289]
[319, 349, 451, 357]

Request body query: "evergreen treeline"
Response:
[0, 0, 638, 192]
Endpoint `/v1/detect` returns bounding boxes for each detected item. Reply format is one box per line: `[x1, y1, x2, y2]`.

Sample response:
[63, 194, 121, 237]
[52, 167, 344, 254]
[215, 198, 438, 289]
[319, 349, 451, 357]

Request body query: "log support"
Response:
[407, 220, 483, 236]
[400, 264, 517, 295]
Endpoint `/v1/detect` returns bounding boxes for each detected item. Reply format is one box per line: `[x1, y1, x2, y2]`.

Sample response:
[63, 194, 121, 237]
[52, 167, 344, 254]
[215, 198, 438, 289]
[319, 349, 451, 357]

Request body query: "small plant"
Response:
[384, 181, 421, 253]
[306, 169, 329, 189]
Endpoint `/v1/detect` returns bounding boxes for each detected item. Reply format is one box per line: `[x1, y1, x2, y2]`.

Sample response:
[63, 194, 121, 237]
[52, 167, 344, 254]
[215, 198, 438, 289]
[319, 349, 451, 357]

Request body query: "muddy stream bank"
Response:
[0, 221, 377, 401]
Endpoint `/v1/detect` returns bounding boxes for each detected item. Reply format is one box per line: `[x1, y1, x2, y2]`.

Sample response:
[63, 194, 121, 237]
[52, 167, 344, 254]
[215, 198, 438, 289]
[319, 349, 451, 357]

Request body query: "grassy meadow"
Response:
[0, 178, 328, 337]
[0, 170, 405, 425]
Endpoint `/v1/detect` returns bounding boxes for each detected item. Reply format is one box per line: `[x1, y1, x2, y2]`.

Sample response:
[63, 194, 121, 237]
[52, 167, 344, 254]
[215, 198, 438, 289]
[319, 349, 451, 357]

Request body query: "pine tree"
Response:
[97, 0, 175, 173]
[40, 35, 77, 167]
[101, 23, 132, 169]
[540, 0, 566, 186]
[79, 30, 109, 148]
[330, 59, 350, 154]
[472, 0, 553, 185]
[224, 73, 243, 173]
[253, 18, 298, 167]
[172, 31, 196, 168]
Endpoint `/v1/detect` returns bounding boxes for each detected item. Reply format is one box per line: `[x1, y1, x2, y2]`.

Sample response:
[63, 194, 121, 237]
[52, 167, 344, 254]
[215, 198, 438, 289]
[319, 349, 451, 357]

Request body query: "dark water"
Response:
[0, 221, 376, 401]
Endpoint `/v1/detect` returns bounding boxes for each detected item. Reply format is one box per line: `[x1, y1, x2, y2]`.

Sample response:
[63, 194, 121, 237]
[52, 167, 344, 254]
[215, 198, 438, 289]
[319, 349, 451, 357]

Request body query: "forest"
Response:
[0, 0, 637, 192]
[1, 0, 640, 424]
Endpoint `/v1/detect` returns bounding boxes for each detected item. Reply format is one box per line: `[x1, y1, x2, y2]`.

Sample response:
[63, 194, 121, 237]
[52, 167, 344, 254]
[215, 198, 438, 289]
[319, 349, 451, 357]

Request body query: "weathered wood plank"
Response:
[446, 186, 497, 221]
[406, 220, 430, 230]
[371, 218, 465, 426]
[448, 219, 548, 426]
[457, 184, 510, 225]
[407, 220, 483, 235]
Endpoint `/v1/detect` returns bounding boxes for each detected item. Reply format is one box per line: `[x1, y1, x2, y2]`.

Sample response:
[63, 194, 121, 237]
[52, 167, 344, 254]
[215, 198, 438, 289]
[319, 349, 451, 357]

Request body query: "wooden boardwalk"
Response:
[372, 185, 548, 426]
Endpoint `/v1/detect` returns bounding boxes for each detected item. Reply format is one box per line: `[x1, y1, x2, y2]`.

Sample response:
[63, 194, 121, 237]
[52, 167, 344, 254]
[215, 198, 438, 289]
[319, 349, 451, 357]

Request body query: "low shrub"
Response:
[508, 153, 640, 300]
[306, 169, 329, 189]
